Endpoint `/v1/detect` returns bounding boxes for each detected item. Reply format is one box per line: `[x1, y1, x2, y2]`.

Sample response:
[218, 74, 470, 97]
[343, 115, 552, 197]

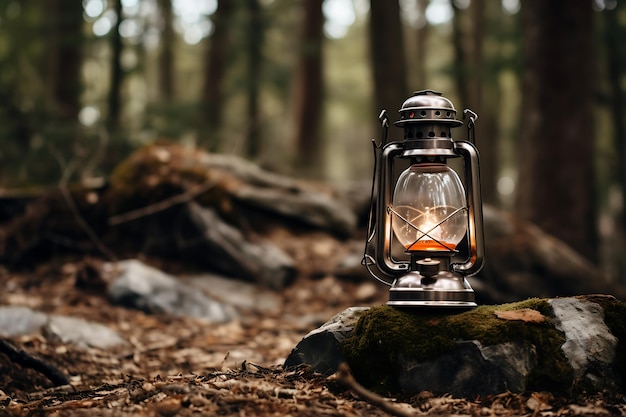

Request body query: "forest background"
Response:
[0, 0, 625, 284]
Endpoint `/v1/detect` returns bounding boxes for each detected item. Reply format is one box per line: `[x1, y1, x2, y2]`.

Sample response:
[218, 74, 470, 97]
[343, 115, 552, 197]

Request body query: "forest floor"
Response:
[1, 244, 625, 416]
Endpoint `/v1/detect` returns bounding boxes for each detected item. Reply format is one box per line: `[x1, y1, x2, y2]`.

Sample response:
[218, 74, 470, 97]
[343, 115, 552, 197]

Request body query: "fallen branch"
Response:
[0, 339, 70, 387]
[334, 363, 417, 417]
[108, 176, 219, 226]
[50, 144, 117, 261]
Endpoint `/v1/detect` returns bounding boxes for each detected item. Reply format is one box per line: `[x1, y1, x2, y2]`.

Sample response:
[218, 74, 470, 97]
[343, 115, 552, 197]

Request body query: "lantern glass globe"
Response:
[391, 163, 468, 252]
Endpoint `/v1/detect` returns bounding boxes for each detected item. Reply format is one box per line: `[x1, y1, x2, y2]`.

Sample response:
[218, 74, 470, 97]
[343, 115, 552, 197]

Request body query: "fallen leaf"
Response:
[494, 308, 546, 323]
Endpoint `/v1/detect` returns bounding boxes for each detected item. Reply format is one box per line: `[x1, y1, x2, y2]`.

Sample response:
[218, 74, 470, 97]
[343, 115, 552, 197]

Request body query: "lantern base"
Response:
[386, 271, 476, 309]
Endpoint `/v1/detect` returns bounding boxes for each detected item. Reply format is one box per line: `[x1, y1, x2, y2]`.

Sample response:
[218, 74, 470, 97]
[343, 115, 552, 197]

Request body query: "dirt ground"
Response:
[1, 244, 625, 416]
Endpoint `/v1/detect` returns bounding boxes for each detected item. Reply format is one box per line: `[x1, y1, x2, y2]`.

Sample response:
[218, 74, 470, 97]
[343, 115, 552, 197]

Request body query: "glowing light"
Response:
[497, 176, 515, 196]
[84, 0, 105, 19]
[323, 0, 355, 39]
[79, 106, 101, 127]
[425, 0, 452, 25]
[502, 0, 521, 14]
[93, 16, 113, 36]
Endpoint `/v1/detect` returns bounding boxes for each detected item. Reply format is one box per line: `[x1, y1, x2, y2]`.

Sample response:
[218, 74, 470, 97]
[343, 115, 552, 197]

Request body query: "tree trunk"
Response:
[107, 0, 124, 132]
[292, 0, 324, 173]
[516, 0, 596, 262]
[604, 3, 626, 277]
[47, 0, 83, 120]
[201, 0, 234, 150]
[244, 0, 264, 160]
[416, 0, 430, 88]
[450, 1, 470, 107]
[157, 0, 175, 101]
[369, 0, 407, 123]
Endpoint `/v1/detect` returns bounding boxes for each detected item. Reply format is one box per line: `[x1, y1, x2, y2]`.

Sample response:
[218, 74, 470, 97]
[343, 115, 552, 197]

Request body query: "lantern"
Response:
[363, 90, 485, 308]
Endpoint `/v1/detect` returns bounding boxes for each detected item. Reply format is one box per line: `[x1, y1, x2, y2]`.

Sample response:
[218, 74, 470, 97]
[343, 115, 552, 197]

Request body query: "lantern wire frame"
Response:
[387, 204, 468, 252]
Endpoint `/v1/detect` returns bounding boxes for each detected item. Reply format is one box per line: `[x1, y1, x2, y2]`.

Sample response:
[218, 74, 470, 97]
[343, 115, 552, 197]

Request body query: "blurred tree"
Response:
[48, 0, 83, 122]
[292, 0, 324, 172]
[603, 2, 626, 275]
[450, 0, 510, 206]
[516, 0, 596, 261]
[414, 0, 430, 88]
[157, 0, 175, 101]
[201, 0, 235, 150]
[369, 0, 407, 117]
[107, 0, 124, 132]
[244, 0, 264, 160]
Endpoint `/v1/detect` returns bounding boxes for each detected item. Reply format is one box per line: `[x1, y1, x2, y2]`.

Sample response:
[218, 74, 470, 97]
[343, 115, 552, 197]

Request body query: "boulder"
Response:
[0, 305, 126, 349]
[105, 259, 238, 323]
[284, 295, 626, 398]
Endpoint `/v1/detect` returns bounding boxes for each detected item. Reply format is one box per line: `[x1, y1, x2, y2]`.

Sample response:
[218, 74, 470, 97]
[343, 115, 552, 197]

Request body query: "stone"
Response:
[179, 202, 297, 290]
[45, 315, 127, 349]
[0, 306, 48, 336]
[184, 273, 282, 313]
[285, 296, 626, 397]
[0, 305, 126, 349]
[106, 259, 238, 323]
[283, 307, 369, 375]
[549, 297, 618, 381]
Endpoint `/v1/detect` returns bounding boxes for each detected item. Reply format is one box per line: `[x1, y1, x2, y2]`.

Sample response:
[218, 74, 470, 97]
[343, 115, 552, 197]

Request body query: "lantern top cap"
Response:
[395, 90, 463, 127]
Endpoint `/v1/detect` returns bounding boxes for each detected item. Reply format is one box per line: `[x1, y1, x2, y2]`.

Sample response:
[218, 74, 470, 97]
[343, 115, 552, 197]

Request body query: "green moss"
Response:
[341, 299, 574, 395]
[103, 142, 239, 219]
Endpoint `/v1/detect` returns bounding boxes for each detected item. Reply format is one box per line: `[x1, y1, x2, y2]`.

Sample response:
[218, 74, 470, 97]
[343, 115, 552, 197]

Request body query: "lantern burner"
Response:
[395, 90, 463, 158]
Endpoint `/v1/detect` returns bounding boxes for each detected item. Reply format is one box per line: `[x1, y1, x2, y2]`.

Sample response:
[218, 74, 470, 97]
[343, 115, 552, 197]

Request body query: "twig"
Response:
[335, 363, 417, 417]
[108, 176, 219, 226]
[0, 339, 70, 386]
[49, 145, 117, 261]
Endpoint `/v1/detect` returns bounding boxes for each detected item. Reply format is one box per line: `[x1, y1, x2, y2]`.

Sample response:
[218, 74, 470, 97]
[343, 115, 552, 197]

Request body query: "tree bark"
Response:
[47, 0, 83, 120]
[157, 0, 175, 101]
[451, 1, 470, 107]
[244, 0, 264, 160]
[201, 0, 234, 150]
[292, 0, 324, 173]
[369, 0, 407, 120]
[516, 0, 596, 261]
[414, 0, 430, 88]
[107, 0, 124, 132]
[604, 4, 626, 276]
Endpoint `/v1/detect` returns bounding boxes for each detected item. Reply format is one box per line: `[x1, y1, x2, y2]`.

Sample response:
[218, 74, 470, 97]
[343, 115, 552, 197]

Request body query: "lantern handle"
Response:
[463, 108, 478, 145]
[362, 137, 396, 287]
[452, 140, 485, 277]
[378, 109, 389, 146]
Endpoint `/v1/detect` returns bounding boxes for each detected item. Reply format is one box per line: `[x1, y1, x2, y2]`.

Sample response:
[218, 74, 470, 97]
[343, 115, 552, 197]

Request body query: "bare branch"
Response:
[334, 363, 418, 417]
[108, 177, 219, 226]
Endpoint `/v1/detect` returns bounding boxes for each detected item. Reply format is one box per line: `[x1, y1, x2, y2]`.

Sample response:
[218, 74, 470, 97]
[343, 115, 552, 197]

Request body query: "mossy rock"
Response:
[286, 296, 626, 398]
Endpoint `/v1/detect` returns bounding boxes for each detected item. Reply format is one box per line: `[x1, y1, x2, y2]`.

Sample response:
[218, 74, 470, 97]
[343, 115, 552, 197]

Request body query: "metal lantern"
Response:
[363, 90, 485, 308]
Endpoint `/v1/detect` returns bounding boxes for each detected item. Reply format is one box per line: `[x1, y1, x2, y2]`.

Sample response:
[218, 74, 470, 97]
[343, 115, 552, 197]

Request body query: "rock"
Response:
[397, 340, 537, 397]
[184, 273, 282, 313]
[284, 296, 626, 397]
[548, 297, 618, 380]
[0, 305, 126, 349]
[477, 206, 625, 302]
[179, 202, 296, 289]
[283, 306, 369, 375]
[0, 306, 48, 336]
[46, 315, 127, 349]
[106, 144, 357, 238]
[105, 259, 238, 323]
